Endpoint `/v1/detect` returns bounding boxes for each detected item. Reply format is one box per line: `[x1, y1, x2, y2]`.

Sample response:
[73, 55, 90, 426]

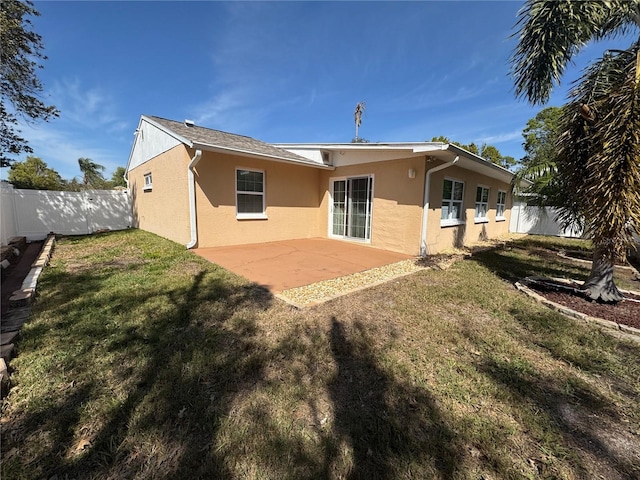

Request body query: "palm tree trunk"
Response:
[580, 246, 625, 303]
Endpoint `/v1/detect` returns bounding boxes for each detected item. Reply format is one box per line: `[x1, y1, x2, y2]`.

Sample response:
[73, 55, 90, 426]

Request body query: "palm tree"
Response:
[511, 0, 640, 302]
[78, 157, 105, 189]
[354, 101, 366, 141]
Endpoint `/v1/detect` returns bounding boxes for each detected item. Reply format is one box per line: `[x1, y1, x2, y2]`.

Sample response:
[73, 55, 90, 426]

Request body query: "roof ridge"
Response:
[142, 115, 327, 167]
[145, 115, 256, 141]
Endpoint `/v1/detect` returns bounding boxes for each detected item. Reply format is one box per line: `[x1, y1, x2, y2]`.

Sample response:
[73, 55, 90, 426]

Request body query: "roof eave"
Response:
[445, 143, 515, 178]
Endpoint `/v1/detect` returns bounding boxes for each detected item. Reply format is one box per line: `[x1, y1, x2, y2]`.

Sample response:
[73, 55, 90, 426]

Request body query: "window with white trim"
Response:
[441, 178, 464, 225]
[236, 168, 266, 219]
[143, 172, 152, 191]
[475, 186, 490, 222]
[496, 190, 507, 220]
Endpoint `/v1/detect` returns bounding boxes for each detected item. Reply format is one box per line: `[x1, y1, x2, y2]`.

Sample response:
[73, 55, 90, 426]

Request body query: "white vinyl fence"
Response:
[1, 183, 132, 244]
[509, 201, 583, 238]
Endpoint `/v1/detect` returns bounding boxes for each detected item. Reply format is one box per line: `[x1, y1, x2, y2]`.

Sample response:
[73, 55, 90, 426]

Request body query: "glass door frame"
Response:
[328, 174, 374, 243]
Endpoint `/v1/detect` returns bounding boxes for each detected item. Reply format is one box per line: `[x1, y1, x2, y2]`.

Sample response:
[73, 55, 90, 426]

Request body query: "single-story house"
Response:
[125, 115, 516, 256]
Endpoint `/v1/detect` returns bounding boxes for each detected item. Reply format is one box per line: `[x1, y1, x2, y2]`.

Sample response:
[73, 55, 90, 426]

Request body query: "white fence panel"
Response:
[15, 189, 89, 238]
[1, 184, 18, 246]
[86, 190, 132, 232]
[510, 202, 583, 237]
[0, 187, 132, 243]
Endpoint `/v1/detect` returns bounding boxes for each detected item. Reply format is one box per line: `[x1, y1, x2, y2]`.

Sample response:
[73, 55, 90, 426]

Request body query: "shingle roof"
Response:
[146, 115, 319, 166]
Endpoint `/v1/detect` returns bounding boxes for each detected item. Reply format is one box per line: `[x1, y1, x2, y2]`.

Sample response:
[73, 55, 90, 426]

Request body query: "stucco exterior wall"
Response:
[193, 151, 323, 247]
[425, 163, 512, 254]
[129, 144, 514, 256]
[128, 144, 192, 245]
[319, 157, 426, 255]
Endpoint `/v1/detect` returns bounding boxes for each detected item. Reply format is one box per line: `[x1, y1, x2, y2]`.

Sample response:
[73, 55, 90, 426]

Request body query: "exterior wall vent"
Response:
[184, 119, 195, 127]
[321, 150, 332, 166]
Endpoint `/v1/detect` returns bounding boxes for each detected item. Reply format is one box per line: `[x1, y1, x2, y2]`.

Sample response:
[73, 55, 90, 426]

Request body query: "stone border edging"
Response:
[8, 235, 55, 306]
[2, 235, 55, 390]
[515, 276, 640, 339]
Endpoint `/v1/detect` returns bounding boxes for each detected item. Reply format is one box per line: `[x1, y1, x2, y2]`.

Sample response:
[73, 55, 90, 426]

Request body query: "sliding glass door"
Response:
[331, 176, 373, 241]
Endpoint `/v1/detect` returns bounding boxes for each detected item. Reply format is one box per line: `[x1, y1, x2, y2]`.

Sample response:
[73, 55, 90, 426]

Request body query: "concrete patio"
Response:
[193, 238, 414, 292]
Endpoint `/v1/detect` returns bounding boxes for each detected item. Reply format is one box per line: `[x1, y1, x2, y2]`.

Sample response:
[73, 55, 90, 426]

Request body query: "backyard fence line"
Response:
[0, 183, 132, 244]
[509, 201, 583, 238]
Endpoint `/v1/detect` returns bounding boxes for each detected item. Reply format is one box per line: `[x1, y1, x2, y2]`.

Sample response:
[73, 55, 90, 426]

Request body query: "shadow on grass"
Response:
[453, 311, 640, 478]
[3, 256, 275, 478]
[476, 357, 639, 478]
[468, 246, 589, 285]
[241, 317, 461, 480]
[326, 317, 459, 479]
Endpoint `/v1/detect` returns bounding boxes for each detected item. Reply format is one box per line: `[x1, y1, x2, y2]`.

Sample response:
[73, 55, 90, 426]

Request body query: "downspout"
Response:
[186, 149, 203, 249]
[419, 155, 459, 256]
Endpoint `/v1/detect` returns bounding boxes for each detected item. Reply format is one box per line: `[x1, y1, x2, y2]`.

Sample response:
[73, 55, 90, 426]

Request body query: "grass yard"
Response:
[1, 230, 639, 479]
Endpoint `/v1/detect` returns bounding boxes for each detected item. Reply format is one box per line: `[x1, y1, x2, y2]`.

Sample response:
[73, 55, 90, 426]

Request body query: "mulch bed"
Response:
[526, 279, 640, 330]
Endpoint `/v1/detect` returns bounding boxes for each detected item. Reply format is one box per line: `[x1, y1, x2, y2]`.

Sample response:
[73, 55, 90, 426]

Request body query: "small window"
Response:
[143, 172, 152, 191]
[475, 186, 490, 223]
[441, 178, 464, 226]
[496, 190, 507, 220]
[236, 168, 266, 219]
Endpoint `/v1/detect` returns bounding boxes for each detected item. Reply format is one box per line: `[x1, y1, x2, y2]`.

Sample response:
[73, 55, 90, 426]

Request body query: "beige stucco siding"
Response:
[426, 164, 512, 254]
[319, 157, 426, 255]
[128, 144, 192, 245]
[130, 145, 514, 255]
[193, 151, 323, 247]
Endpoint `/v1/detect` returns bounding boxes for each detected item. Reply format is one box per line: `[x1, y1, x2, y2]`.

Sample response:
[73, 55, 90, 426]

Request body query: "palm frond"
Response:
[510, 0, 631, 104]
[555, 42, 640, 255]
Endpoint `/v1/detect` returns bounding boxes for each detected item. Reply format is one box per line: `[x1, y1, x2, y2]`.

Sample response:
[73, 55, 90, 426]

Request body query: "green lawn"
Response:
[2, 230, 639, 479]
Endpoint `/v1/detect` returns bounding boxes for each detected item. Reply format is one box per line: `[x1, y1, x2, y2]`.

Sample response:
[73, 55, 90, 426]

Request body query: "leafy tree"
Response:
[480, 144, 516, 169]
[8, 155, 63, 190]
[0, 1, 58, 167]
[521, 106, 562, 169]
[78, 157, 106, 188]
[512, 106, 562, 203]
[511, 0, 640, 302]
[429, 136, 515, 168]
[110, 166, 127, 187]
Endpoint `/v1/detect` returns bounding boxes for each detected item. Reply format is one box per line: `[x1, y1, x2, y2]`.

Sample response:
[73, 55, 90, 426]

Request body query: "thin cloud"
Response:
[49, 78, 127, 132]
[477, 130, 522, 145]
[13, 121, 125, 180]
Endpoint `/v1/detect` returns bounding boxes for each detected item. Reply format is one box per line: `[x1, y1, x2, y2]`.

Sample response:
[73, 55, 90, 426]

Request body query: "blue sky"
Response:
[3, 1, 634, 181]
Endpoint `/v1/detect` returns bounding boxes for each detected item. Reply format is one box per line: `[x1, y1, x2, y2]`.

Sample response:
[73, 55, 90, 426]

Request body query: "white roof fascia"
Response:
[274, 142, 445, 151]
[412, 144, 448, 153]
[192, 142, 334, 170]
[125, 116, 145, 174]
[446, 143, 515, 180]
[275, 142, 516, 183]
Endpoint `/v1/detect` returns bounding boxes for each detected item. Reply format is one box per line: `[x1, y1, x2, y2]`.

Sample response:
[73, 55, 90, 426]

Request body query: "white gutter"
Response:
[186, 149, 203, 249]
[419, 155, 459, 256]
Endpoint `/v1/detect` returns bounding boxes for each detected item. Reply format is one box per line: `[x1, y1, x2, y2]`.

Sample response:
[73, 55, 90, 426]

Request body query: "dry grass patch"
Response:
[1, 231, 638, 479]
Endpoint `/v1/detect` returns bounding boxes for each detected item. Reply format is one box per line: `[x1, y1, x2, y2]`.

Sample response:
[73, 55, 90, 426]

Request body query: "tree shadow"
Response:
[468, 245, 589, 284]
[2, 248, 275, 479]
[325, 317, 459, 479]
[507, 305, 640, 399]
[475, 356, 639, 478]
[454, 296, 640, 478]
[233, 317, 461, 479]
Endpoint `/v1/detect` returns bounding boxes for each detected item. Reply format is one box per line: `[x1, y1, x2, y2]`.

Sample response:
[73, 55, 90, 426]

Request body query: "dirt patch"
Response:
[525, 278, 640, 330]
[66, 257, 147, 274]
